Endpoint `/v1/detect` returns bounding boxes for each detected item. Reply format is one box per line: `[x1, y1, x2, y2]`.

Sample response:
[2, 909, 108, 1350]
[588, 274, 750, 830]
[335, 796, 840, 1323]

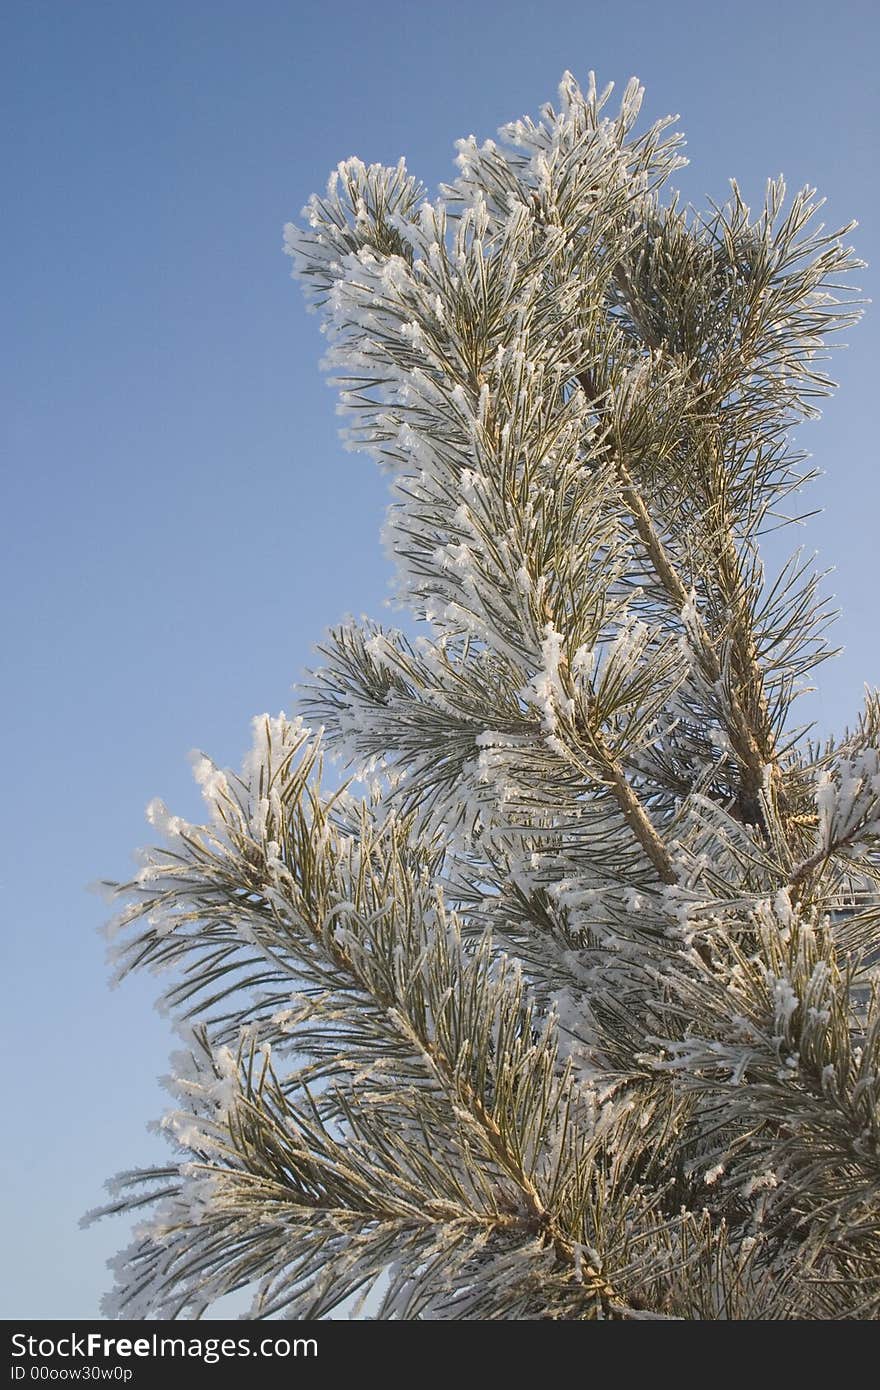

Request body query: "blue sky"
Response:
[2, 0, 877, 1318]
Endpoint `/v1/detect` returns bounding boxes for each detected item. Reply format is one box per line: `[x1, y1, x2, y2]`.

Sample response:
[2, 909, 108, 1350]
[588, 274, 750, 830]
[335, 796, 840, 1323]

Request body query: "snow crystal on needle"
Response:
[520, 623, 574, 732]
[815, 746, 880, 854]
[145, 798, 191, 841]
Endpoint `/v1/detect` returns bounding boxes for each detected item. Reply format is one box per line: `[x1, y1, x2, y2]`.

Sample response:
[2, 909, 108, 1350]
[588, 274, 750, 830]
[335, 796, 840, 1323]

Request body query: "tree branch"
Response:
[577, 364, 785, 835]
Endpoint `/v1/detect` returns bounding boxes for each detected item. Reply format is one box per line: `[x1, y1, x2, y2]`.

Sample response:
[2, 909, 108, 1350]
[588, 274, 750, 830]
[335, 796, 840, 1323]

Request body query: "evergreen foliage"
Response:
[94, 73, 878, 1319]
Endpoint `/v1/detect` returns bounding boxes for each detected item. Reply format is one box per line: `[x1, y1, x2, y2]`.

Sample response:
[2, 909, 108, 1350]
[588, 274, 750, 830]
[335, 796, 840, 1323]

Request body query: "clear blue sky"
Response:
[2, 0, 877, 1318]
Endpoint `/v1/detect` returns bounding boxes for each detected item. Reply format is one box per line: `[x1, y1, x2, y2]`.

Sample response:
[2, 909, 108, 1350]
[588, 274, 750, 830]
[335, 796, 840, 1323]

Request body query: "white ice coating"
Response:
[815, 746, 880, 854]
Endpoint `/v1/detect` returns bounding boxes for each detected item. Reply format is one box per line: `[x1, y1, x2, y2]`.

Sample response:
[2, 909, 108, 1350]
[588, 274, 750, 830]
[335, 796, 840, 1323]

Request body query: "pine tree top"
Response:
[93, 72, 878, 1320]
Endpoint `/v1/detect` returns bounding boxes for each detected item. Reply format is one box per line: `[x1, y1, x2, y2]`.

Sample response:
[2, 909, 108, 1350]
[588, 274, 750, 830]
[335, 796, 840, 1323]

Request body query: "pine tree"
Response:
[95, 72, 880, 1320]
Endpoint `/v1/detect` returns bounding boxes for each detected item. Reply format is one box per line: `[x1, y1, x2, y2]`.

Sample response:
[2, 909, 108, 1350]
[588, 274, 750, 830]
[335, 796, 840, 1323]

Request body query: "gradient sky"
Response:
[2, 0, 878, 1318]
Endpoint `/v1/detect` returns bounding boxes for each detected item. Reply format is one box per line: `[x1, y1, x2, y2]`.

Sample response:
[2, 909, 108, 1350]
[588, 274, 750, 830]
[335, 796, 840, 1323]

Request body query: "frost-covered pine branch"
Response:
[92, 72, 880, 1319]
